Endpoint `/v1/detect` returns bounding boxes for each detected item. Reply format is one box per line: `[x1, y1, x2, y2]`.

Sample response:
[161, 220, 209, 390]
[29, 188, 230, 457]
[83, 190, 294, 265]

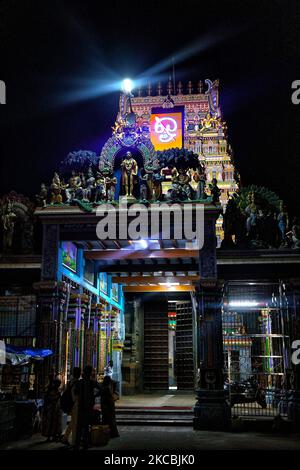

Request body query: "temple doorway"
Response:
[122, 293, 197, 395]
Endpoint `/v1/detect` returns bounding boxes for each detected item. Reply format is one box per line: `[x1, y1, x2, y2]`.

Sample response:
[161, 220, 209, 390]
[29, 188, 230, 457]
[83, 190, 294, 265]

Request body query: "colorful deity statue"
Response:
[168, 168, 192, 201]
[168, 168, 181, 201]
[287, 217, 300, 249]
[112, 116, 126, 136]
[51, 172, 64, 204]
[245, 191, 258, 237]
[65, 170, 82, 203]
[200, 112, 222, 132]
[105, 175, 117, 202]
[78, 172, 86, 200]
[209, 178, 221, 204]
[193, 168, 206, 199]
[139, 169, 149, 201]
[277, 201, 289, 244]
[82, 166, 96, 201]
[177, 168, 194, 200]
[121, 151, 138, 197]
[152, 168, 164, 201]
[144, 157, 161, 197]
[94, 172, 106, 202]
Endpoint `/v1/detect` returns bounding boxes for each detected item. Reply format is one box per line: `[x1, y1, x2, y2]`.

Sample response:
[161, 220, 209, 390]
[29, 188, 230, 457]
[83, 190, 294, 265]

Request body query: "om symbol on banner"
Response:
[154, 116, 178, 143]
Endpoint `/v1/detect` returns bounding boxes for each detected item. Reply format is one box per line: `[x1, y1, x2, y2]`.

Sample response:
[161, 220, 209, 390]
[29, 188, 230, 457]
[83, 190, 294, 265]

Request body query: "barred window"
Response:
[0, 295, 36, 337]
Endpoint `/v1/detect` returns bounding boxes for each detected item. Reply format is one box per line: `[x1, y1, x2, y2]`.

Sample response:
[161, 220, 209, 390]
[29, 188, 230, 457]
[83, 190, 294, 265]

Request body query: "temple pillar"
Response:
[34, 223, 66, 390]
[193, 211, 231, 430]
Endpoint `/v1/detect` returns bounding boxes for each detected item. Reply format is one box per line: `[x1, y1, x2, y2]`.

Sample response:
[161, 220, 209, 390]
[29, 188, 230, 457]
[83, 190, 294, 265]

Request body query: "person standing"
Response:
[100, 376, 119, 438]
[74, 365, 100, 450]
[61, 367, 81, 446]
[41, 378, 62, 442]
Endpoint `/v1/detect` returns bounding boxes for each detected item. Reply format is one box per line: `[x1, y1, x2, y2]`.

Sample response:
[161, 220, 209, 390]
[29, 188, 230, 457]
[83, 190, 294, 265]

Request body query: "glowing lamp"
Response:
[122, 78, 134, 94]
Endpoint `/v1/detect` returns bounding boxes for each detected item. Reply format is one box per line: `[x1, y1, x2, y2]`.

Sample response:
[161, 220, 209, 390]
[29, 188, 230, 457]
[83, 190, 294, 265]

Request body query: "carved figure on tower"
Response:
[83, 165, 96, 201]
[193, 168, 206, 200]
[152, 168, 164, 201]
[51, 172, 64, 204]
[209, 178, 221, 204]
[94, 172, 106, 202]
[36, 183, 48, 207]
[65, 170, 82, 203]
[287, 217, 300, 249]
[200, 112, 222, 132]
[178, 168, 193, 200]
[144, 157, 161, 197]
[121, 151, 138, 197]
[277, 201, 289, 245]
[105, 175, 117, 202]
[1, 201, 17, 252]
[139, 169, 149, 201]
[245, 191, 258, 237]
[169, 168, 193, 201]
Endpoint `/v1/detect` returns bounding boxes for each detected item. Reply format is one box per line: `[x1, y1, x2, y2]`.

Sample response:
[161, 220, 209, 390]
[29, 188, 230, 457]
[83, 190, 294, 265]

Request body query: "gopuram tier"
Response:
[123, 79, 239, 243]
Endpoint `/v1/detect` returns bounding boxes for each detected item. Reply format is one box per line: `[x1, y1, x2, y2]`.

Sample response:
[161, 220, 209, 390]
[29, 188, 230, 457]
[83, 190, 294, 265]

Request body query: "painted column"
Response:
[35, 223, 62, 389]
[74, 295, 81, 367]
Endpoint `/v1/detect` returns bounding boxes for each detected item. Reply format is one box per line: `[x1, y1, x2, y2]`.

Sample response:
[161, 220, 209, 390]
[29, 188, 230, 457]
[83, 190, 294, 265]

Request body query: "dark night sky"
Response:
[1, 0, 300, 214]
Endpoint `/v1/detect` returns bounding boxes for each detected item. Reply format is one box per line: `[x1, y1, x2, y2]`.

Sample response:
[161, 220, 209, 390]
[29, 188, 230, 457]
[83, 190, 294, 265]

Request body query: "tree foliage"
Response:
[59, 150, 98, 176]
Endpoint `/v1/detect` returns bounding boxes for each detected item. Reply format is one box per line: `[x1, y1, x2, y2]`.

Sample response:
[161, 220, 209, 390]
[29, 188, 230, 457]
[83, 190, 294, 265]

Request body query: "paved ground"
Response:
[1, 427, 300, 451]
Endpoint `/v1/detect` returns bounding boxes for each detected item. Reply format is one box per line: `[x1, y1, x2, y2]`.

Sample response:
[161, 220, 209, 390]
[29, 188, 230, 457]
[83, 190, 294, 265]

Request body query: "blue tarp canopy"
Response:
[5, 346, 53, 358]
[3, 345, 53, 366]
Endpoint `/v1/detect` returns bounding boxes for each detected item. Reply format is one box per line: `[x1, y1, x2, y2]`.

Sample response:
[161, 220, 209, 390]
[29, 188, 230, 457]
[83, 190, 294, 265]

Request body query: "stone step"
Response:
[115, 408, 194, 426]
[116, 407, 194, 415]
[116, 416, 193, 426]
[116, 420, 193, 426]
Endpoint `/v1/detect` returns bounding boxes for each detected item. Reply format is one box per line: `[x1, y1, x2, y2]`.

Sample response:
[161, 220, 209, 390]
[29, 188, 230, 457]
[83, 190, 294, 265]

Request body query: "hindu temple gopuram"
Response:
[1, 78, 300, 437]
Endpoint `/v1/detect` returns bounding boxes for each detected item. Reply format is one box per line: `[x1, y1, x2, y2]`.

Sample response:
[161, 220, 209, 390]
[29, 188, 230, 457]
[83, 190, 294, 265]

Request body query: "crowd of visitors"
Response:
[41, 362, 119, 450]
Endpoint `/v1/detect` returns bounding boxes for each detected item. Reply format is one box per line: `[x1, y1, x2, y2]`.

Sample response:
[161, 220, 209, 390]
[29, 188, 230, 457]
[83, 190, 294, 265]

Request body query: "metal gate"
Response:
[222, 281, 294, 417]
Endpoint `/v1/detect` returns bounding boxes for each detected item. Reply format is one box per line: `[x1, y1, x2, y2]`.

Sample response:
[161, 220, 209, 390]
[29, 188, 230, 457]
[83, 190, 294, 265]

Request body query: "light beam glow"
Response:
[122, 78, 134, 94]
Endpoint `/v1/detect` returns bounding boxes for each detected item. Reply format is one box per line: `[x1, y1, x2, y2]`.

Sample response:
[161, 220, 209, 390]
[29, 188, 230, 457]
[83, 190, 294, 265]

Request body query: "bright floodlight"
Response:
[228, 300, 259, 308]
[122, 78, 134, 94]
